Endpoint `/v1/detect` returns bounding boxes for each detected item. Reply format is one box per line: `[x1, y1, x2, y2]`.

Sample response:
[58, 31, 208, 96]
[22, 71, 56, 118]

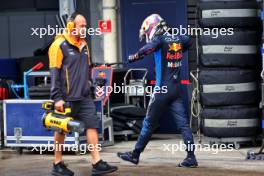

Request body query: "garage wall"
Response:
[0, 0, 58, 11]
[120, 0, 189, 80]
[0, 11, 57, 58]
[89, 0, 123, 64]
[89, 0, 104, 63]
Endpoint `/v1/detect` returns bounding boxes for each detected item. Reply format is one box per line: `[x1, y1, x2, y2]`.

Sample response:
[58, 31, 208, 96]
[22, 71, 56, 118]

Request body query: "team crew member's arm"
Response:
[128, 37, 162, 62]
[179, 35, 192, 52]
[48, 42, 64, 103]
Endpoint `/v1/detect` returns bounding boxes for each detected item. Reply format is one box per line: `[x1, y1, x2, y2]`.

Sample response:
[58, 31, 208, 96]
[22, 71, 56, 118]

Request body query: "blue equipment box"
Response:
[0, 101, 3, 148]
[3, 99, 103, 148]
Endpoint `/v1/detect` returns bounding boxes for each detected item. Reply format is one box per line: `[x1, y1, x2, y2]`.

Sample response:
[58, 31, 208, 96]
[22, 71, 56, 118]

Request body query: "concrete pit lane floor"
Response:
[0, 135, 264, 176]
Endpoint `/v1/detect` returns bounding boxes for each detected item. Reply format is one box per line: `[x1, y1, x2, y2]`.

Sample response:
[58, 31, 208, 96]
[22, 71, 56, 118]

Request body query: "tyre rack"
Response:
[247, 0, 264, 160]
[191, 0, 262, 148]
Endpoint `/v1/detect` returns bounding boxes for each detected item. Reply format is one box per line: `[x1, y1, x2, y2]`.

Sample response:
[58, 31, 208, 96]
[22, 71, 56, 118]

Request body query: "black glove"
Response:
[90, 86, 96, 99]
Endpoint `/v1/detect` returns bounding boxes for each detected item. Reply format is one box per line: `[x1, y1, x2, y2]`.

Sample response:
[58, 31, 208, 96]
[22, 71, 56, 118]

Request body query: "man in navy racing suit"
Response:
[117, 14, 198, 168]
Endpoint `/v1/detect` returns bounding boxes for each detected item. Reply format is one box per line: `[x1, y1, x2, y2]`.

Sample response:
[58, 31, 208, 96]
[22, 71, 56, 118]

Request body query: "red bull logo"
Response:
[168, 43, 182, 52]
[98, 71, 106, 78]
[166, 42, 182, 60]
[166, 52, 183, 60]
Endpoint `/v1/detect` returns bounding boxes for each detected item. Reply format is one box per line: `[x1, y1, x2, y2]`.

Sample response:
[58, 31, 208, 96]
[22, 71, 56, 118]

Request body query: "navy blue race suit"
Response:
[130, 33, 195, 156]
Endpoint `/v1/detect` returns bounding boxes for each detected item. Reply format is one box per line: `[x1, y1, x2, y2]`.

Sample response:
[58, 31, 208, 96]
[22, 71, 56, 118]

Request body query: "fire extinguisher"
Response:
[0, 79, 9, 100]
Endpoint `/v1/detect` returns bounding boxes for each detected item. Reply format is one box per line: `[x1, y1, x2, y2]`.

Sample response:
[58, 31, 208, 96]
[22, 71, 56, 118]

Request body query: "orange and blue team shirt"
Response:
[48, 33, 92, 102]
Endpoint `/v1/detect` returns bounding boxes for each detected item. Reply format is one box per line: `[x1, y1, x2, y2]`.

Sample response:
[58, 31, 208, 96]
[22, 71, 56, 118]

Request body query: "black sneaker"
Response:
[92, 160, 118, 176]
[117, 151, 139, 165]
[178, 156, 198, 168]
[51, 161, 74, 176]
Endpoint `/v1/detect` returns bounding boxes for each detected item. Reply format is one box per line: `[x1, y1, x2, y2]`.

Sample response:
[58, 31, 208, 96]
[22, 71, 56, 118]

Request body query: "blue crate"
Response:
[3, 99, 103, 148]
[0, 101, 3, 148]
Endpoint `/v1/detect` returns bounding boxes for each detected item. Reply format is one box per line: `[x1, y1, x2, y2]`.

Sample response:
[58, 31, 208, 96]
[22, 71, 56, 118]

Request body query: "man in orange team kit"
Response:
[48, 12, 118, 176]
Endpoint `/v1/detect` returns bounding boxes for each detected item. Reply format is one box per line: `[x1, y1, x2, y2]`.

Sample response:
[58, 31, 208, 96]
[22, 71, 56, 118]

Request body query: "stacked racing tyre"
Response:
[28, 84, 51, 99]
[197, 0, 262, 141]
[198, 0, 260, 28]
[110, 104, 145, 134]
[261, 0, 264, 148]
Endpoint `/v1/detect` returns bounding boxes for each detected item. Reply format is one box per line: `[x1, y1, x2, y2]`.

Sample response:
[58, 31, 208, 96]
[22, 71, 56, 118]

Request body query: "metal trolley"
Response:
[112, 68, 148, 140]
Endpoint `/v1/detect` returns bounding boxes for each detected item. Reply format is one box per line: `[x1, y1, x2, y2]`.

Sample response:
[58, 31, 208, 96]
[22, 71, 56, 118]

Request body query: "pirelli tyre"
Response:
[28, 85, 51, 99]
[198, 0, 261, 28]
[113, 120, 129, 131]
[199, 30, 260, 68]
[28, 85, 51, 92]
[126, 120, 142, 134]
[202, 106, 260, 137]
[199, 69, 259, 106]
[28, 92, 50, 99]
[110, 105, 146, 120]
